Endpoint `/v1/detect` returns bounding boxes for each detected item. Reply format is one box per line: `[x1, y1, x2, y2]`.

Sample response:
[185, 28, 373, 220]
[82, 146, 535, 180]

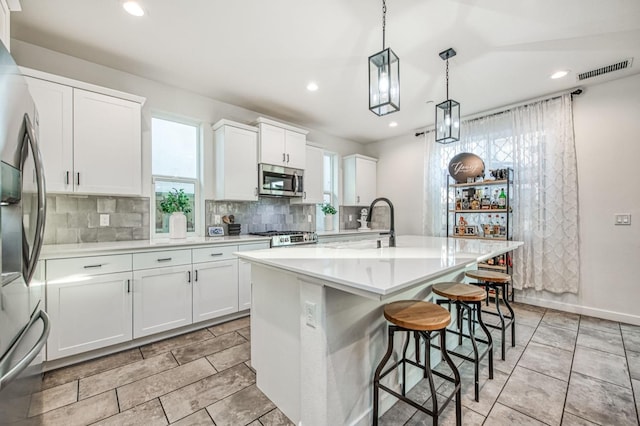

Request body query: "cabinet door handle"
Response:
[126, 279, 131, 293]
[65, 171, 70, 185]
[195, 270, 198, 282]
[210, 253, 223, 257]
[187, 271, 191, 283]
[282, 153, 286, 162]
[83, 264, 103, 269]
[157, 257, 172, 262]
[76, 172, 80, 186]
[286, 153, 290, 163]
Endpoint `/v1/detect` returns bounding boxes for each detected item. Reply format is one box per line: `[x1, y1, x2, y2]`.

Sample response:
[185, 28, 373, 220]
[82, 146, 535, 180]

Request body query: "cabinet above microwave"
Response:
[255, 117, 308, 170]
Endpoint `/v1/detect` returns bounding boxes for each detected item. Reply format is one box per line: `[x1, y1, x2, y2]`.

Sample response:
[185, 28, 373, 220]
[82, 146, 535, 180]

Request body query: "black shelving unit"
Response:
[446, 168, 515, 299]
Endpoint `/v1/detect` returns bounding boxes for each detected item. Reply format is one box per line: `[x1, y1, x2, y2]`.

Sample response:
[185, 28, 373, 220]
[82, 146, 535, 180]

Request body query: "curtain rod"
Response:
[414, 87, 583, 138]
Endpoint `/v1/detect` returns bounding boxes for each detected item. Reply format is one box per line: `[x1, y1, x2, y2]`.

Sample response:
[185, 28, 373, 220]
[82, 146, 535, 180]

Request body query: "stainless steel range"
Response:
[250, 231, 318, 247]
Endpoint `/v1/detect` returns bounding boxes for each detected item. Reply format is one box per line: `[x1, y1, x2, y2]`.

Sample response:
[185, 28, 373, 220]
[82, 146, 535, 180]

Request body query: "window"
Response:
[317, 151, 338, 230]
[152, 117, 200, 236]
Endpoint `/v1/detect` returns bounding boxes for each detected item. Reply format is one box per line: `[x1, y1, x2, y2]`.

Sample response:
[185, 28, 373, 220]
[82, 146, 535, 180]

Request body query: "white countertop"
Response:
[236, 235, 523, 299]
[40, 235, 272, 259]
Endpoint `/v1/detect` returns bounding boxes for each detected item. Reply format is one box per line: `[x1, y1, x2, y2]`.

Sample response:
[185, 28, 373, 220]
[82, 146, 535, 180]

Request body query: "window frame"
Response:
[150, 115, 202, 238]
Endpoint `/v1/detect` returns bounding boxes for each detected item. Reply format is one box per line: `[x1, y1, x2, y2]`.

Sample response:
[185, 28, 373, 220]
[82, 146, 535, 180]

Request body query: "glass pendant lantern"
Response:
[435, 48, 460, 144]
[369, 0, 400, 116]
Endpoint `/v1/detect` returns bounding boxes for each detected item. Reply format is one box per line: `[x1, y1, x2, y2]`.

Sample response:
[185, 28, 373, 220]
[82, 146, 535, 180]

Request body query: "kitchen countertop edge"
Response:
[40, 235, 272, 259]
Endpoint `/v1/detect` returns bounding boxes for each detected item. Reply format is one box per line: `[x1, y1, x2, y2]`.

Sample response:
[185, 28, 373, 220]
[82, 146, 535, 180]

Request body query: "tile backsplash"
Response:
[205, 198, 316, 234]
[43, 195, 150, 244]
[42, 194, 390, 245]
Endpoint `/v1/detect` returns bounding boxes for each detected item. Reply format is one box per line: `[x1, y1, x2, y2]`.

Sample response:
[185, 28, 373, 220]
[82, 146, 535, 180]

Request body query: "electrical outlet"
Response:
[305, 301, 317, 328]
[349, 214, 353, 221]
[214, 214, 221, 224]
[99, 214, 109, 227]
[614, 214, 632, 225]
[308, 214, 312, 223]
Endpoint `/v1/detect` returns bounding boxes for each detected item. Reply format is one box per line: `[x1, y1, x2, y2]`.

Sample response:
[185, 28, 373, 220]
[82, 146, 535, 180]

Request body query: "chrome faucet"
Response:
[367, 197, 395, 247]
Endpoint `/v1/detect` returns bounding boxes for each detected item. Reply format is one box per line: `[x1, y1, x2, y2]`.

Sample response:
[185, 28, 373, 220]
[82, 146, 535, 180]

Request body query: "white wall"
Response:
[367, 72, 640, 325]
[517, 73, 640, 325]
[10, 39, 366, 201]
[364, 133, 426, 235]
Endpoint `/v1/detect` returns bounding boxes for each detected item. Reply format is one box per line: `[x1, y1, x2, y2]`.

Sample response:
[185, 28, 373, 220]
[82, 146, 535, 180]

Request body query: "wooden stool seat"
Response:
[374, 300, 461, 425]
[432, 282, 487, 302]
[384, 300, 451, 331]
[465, 269, 511, 283]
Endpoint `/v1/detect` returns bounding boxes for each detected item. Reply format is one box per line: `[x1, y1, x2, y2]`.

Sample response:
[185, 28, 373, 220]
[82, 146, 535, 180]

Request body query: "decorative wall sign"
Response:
[448, 153, 485, 183]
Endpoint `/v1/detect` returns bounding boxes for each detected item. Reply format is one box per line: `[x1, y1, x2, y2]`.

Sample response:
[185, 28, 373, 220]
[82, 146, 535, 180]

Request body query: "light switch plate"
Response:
[614, 213, 631, 225]
[99, 214, 109, 227]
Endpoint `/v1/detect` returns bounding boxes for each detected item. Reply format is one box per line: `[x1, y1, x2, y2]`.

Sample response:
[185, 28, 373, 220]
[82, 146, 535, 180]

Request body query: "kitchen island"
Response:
[235, 235, 523, 426]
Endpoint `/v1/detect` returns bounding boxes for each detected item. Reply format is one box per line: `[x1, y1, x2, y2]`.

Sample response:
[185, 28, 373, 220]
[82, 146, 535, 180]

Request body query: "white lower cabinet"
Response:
[238, 259, 252, 310]
[237, 242, 270, 310]
[46, 271, 133, 361]
[133, 264, 193, 339]
[44, 240, 270, 361]
[192, 259, 238, 322]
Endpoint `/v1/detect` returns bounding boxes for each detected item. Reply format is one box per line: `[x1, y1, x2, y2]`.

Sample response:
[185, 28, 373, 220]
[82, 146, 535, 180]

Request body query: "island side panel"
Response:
[322, 267, 467, 426]
[251, 265, 301, 424]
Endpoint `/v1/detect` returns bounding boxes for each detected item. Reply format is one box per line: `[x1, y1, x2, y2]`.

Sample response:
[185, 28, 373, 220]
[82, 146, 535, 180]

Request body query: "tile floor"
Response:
[27, 303, 640, 425]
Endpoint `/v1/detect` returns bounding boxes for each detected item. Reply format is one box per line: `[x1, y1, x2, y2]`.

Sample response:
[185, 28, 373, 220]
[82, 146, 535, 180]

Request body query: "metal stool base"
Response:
[373, 326, 461, 426]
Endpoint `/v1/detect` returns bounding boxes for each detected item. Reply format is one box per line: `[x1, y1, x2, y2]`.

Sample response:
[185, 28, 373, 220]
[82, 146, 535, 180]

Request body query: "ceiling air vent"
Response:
[577, 58, 633, 81]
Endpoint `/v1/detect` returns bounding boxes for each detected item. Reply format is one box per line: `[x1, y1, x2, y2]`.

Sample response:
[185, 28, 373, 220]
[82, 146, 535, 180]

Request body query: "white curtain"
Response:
[423, 93, 580, 294]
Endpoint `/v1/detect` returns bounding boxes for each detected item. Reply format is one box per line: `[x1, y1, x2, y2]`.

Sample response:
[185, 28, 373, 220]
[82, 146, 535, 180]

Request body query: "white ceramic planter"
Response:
[169, 212, 187, 239]
[324, 214, 334, 231]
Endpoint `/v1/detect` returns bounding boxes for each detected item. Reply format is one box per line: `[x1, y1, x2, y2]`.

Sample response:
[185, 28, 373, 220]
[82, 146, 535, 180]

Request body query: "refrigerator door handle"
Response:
[22, 113, 47, 285]
[0, 310, 50, 391]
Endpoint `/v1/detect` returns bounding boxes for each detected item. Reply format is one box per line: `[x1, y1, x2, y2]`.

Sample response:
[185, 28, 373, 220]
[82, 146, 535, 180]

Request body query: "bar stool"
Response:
[373, 300, 461, 426]
[432, 282, 493, 402]
[465, 269, 515, 360]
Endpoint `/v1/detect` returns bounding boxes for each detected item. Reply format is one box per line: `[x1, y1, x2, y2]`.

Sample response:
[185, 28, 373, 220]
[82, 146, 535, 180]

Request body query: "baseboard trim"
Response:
[515, 294, 640, 326]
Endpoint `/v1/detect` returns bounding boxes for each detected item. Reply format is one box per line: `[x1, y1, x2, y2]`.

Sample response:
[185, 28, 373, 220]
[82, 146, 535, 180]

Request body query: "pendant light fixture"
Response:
[435, 48, 460, 144]
[368, 0, 400, 116]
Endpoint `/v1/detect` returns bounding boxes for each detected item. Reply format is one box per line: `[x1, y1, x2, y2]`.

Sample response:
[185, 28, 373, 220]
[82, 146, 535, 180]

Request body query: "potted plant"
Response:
[160, 188, 192, 239]
[321, 202, 337, 231]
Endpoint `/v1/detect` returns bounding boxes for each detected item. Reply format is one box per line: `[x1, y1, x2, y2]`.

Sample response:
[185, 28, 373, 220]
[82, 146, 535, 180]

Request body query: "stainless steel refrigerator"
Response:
[0, 40, 50, 424]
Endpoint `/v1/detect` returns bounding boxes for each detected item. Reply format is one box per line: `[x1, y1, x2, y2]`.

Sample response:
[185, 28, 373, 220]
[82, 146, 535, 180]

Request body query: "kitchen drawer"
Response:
[133, 249, 191, 270]
[238, 242, 270, 252]
[192, 245, 238, 263]
[47, 254, 132, 281]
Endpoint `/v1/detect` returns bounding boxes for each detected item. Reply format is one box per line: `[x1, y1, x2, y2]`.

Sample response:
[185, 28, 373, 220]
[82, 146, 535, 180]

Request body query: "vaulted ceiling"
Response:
[11, 0, 640, 143]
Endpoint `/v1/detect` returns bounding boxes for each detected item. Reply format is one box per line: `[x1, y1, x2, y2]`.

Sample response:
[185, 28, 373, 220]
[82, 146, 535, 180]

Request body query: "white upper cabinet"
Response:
[256, 117, 308, 169]
[24, 77, 73, 193]
[291, 145, 324, 205]
[73, 89, 141, 195]
[212, 120, 258, 201]
[0, 0, 10, 51]
[23, 68, 145, 196]
[343, 154, 378, 206]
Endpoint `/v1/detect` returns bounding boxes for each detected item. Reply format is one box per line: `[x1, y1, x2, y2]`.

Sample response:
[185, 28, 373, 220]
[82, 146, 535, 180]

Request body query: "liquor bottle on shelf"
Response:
[471, 195, 480, 210]
[455, 190, 462, 210]
[481, 187, 491, 209]
[485, 215, 493, 237]
[500, 215, 507, 237]
[461, 197, 470, 210]
[491, 189, 499, 209]
[498, 188, 507, 208]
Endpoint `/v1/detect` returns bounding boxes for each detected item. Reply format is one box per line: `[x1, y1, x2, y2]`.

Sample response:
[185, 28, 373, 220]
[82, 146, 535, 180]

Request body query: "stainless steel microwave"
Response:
[258, 164, 304, 197]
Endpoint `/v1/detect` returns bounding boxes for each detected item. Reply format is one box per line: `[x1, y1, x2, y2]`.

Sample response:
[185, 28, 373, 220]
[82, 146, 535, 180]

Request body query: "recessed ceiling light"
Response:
[550, 70, 569, 79]
[123, 1, 145, 16]
[389, 122, 398, 128]
[306, 82, 318, 92]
